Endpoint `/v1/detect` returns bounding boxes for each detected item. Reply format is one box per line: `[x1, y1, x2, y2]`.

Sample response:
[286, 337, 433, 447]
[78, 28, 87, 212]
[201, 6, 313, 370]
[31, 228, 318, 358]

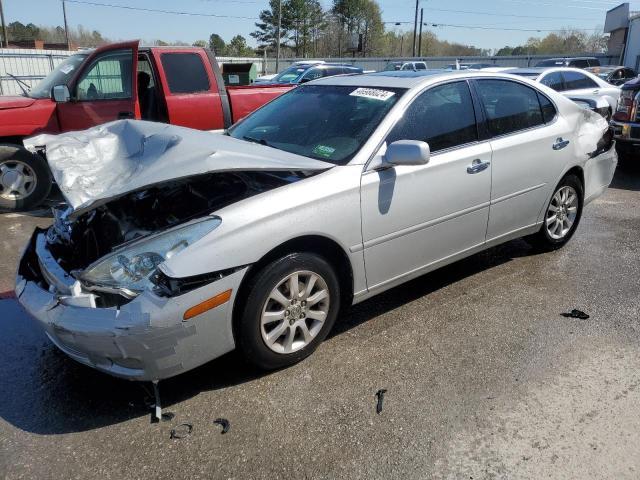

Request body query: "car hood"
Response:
[0, 96, 38, 110]
[24, 119, 333, 214]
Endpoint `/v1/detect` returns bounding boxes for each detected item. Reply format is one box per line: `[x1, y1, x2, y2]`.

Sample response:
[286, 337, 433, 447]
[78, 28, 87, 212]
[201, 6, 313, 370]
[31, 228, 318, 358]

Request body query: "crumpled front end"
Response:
[16, 228, 246, 381]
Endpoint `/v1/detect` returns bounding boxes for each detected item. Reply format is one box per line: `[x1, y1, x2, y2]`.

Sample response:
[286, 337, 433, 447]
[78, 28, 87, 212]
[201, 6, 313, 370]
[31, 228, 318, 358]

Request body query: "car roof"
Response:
[311, 69, 511, 89]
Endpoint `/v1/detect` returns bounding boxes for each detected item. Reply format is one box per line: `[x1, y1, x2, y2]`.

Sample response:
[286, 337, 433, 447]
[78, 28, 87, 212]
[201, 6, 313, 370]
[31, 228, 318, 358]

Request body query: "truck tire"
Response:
[0, 145, 52, 211]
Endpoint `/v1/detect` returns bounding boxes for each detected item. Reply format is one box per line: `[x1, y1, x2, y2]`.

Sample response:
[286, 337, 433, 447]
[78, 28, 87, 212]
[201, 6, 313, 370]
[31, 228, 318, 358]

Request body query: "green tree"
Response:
[226, 35, 255, 57]
[251, 0, 291, 54]
[192, 40, 207, 48]
[209, 33, 226, 55]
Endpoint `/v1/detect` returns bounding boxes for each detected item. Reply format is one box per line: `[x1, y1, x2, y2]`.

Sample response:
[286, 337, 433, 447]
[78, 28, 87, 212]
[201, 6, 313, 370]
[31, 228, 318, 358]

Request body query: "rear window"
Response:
[161, 53, 210, 94]
[540, 71, 564, 91]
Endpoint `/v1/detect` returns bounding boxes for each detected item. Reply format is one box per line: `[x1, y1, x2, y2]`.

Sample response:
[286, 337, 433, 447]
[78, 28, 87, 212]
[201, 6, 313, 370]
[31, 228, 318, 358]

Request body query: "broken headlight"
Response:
[78, 217, 221, 293]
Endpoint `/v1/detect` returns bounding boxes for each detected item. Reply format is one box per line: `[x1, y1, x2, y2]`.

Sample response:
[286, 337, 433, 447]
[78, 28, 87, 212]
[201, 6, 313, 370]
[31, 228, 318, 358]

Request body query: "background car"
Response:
[585, 66, 638, 86]
[535, 57, 600, 68]
[257, 63, 363, 85]
[507, 67, 620, 117]
[611, 76, 640, 160]
[384, 61, 428, 71]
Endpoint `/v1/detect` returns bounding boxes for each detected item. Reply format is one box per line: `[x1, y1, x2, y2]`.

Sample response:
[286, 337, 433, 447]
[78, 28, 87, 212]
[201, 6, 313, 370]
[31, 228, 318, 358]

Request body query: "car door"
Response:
[57, 43, 138, 131]
[360, 80, 492, 292]
[473, 79, 574, 242]
[562, 70, 620, 110]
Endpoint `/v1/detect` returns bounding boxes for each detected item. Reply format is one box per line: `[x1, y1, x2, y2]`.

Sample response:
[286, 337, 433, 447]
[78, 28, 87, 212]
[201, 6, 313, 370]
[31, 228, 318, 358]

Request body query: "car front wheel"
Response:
[235, 252, 341, 370]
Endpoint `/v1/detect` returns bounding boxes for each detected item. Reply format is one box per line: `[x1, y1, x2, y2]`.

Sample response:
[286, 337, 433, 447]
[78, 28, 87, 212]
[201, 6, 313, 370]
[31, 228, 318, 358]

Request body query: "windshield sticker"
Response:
[349, 87, 395, 101]
[313, 144, 336, 158]
[60, 64, 75, 74]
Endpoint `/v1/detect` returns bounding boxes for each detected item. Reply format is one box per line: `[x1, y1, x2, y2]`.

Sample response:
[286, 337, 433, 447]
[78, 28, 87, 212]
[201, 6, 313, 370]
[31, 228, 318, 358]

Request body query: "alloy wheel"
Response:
[0, 160, 37, 200]
[260, 270, 330, 354]
[545, 185, 578, 240]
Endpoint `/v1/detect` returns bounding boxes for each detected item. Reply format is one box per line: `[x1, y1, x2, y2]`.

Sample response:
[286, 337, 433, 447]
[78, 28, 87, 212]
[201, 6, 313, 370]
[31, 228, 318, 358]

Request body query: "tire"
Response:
[235, 252, 341, 370]
[0, 145, 52, 211]
[525, 174, 583, 251]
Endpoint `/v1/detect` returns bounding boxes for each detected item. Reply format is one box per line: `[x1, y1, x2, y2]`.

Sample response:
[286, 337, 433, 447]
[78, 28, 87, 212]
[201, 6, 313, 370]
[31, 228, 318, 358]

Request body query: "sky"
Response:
[4, 0, 640, 52]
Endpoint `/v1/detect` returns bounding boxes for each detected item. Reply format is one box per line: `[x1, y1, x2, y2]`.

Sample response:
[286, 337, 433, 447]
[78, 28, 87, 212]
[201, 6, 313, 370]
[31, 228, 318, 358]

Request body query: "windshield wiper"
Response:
[7, 73, 30, 96]
[242, 135, 274, 148]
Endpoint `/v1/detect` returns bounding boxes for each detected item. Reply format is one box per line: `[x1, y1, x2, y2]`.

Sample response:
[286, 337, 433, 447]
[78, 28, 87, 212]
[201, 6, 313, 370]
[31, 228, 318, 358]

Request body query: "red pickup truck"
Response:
[0, 41, 291, 211]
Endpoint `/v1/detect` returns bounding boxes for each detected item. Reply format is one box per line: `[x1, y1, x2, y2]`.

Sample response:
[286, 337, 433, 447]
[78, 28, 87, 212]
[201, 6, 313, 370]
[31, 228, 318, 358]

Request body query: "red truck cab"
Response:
[0, 40, 291, 211]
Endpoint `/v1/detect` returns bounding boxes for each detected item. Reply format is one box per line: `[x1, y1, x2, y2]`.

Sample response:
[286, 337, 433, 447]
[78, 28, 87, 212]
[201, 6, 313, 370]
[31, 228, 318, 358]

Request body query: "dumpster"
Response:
[221, 63, 257, 86]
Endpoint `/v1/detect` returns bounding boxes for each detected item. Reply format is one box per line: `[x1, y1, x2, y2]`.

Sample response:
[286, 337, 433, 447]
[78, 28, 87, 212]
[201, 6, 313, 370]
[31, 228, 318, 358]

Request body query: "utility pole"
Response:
[275, 0, 282, 72]
[412, 0, 419, 57]
[62, 0, 71, 50]
[418, 8, 423, 57]
[0, 0, 8, 48]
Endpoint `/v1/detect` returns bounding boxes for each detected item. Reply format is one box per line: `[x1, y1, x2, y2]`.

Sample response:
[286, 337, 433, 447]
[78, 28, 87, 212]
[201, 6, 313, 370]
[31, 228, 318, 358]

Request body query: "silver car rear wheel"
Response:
[545, 185, 578, 240]
[260, 270, 330, 354]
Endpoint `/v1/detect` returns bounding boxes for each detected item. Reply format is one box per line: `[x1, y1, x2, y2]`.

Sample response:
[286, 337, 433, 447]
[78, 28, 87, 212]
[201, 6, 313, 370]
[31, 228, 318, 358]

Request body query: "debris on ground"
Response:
[375, 389, 387, 414]
[170, 423, 193, 439]
[561, 309, 590, 320]
[214, 418, 231, 434]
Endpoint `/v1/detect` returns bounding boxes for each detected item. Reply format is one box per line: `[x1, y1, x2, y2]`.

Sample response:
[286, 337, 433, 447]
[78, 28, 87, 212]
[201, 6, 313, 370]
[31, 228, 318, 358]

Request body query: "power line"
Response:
[64, 0, 260, 20]
[429, 22, 602, 32]
[426, 7, 600, 22]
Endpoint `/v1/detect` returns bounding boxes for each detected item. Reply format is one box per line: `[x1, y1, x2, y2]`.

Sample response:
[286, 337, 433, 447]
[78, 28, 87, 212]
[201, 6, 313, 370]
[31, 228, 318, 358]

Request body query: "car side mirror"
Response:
[52, 84, 70, 103]
[383, 140, 430, 167]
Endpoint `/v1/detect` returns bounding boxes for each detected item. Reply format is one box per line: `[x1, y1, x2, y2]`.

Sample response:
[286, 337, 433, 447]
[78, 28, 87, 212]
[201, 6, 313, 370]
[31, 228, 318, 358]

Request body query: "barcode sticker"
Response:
[349, 87, 395, 101]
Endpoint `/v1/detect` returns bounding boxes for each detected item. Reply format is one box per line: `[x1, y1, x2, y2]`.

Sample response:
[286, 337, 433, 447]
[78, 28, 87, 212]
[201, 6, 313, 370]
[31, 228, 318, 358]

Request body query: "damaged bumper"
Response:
[16, 229, 247, 381]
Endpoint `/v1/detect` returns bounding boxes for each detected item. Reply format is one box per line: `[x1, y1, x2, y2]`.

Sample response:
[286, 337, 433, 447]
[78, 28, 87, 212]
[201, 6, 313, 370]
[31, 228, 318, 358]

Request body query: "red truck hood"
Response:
[0, 96, 37, 110]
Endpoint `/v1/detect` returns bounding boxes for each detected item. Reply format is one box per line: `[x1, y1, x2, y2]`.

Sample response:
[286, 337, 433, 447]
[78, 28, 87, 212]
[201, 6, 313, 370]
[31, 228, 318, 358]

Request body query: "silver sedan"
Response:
[17, 71, 617, 381]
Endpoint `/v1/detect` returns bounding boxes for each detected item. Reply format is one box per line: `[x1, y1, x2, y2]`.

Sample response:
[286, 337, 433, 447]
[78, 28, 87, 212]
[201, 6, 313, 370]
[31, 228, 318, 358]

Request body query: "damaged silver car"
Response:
[16, 71, 617, 381]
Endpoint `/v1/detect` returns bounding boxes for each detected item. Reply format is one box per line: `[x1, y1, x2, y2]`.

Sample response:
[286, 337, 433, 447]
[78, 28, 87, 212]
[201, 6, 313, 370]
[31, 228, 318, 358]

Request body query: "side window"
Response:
[325, 67, 343, 77]
[302, 67, 324, 81]
[539, 72, 564, 91]
[562, 71, 598, 90]
[415, 62, 427, 70]
[401, 63, 412, 71]
[475, 79, 544, 136]
[76, 49, 132, 100]
[570, 59, 589, 68]
[625, 69, 637, 79]
[160, 53, 210, 94]
[537, 92, 557, 123]
[588, 59, 600, 67]
[386, 81, 477, 152]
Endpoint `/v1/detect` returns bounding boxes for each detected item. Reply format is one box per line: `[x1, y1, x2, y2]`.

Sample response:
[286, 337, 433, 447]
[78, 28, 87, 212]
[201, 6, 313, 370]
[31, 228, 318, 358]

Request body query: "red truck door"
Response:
[57, 41, 139, 132]
[150, 48, 226, 130]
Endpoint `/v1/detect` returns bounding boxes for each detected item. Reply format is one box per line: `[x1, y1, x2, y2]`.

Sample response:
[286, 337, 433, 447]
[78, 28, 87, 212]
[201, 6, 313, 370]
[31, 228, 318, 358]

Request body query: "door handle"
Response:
[552, 137, 570, 150]
[466, 159, 490, 174]
[592, 89, 600, 94]
[118, 111, 134, 119]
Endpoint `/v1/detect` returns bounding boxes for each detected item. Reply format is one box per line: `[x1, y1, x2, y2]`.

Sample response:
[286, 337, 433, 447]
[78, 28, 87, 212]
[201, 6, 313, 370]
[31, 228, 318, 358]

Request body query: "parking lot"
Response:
[0, 161, 638, 479]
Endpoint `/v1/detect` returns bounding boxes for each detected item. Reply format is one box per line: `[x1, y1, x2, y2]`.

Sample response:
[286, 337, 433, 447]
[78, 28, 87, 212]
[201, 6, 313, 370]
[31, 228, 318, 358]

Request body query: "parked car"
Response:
[506, 67, 620, 118]
[255, 63, 363, 85]
[535, 57, 600, 68]
[17, 70, 616, 381]
[384, 61, 428, 71]
[610, 76, 640, 159]
[585, 66, 638, 86]
[0, 41, 292, 211]
[445, 63, 496, 70]
[253, 60, 327, 84]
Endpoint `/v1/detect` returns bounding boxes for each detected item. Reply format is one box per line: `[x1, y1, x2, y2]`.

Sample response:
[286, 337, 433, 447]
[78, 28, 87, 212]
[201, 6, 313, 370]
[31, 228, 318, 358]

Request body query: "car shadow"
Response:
[0, 236, 538, 435]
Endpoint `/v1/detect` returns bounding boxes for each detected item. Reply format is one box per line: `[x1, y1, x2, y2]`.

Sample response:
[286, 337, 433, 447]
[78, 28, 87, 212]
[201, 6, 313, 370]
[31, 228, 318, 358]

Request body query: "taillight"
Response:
[613, 90, 637, 122]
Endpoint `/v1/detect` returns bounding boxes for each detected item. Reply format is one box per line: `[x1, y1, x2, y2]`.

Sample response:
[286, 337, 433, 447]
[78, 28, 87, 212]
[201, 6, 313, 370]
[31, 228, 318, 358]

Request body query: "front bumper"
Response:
[610, 120, 640, 146]
[15, 229, 247, 381]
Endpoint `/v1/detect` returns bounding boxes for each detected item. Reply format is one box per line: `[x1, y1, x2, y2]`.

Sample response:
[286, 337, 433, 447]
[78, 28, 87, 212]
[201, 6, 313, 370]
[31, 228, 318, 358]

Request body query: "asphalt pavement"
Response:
[1, 162, 639, 479]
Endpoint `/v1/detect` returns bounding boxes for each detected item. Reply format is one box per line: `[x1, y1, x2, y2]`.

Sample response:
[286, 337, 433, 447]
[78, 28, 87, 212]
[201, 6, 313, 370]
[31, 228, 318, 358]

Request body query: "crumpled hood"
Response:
[24, 120, 333, 213]
[0, 96, 37, 110]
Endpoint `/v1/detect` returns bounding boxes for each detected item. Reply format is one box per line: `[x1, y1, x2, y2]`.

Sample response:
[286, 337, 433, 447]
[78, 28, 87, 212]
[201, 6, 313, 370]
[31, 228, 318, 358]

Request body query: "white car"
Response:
[506, 67, 620, 117]
[18, 71, 617, 382]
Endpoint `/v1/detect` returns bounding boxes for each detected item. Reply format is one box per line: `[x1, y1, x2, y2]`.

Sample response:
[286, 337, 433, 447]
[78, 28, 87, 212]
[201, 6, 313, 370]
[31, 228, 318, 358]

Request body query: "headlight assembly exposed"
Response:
[78, 217, 221, 293]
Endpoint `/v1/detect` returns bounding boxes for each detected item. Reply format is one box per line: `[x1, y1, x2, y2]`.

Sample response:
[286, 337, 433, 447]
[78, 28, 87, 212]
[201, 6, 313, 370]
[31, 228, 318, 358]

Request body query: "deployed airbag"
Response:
[24, 120, 332, 212]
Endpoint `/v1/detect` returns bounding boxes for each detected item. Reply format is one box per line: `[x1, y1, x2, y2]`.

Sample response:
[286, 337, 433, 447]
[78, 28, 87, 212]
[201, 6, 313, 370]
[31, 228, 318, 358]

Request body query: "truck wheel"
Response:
[0, 145, 52, 211]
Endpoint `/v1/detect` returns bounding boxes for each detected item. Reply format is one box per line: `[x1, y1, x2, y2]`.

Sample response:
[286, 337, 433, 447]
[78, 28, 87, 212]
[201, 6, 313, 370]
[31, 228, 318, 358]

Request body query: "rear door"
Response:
[473, 79, 573, 241]
[57, 41, 138, 131]
[152, 48, 225, 130]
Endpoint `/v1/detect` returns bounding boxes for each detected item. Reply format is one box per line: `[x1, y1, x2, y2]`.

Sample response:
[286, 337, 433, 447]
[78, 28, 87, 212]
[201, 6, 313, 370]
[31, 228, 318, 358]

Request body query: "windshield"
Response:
[228, 84, 406, 165]
[273, 66, 308, 83]
[29, 54, 88, 99]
